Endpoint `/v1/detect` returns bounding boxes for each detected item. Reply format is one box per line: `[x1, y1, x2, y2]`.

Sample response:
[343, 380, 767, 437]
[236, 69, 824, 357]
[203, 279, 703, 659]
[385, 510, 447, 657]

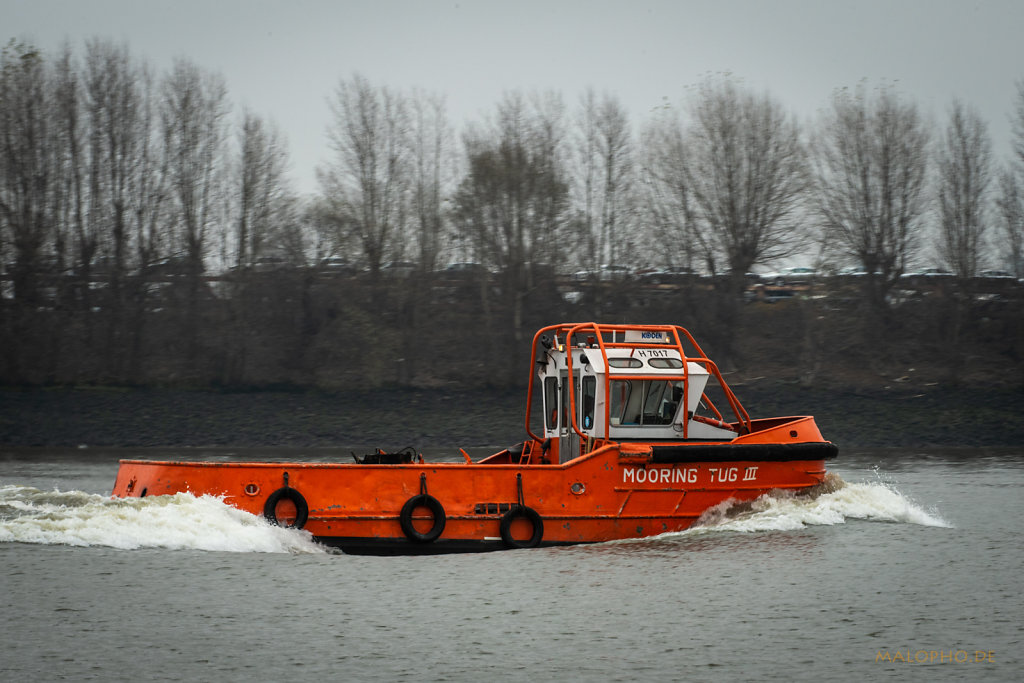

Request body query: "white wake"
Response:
[0, 484, 324, 554]
[683, 472, 952, 535]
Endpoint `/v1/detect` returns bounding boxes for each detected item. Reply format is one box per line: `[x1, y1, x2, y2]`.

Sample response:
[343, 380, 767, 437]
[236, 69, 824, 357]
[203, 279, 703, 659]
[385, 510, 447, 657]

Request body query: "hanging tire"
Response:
[399, 494, 446, 543]
[500, 505, 544, 549]
[263, 487, 309, 529]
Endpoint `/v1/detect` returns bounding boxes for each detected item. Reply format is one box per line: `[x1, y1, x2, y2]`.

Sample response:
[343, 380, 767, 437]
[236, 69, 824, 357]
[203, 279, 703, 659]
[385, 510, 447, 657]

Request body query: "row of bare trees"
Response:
[2, 37, 1024, 386]
[317, 75, 1024, 313]
[0, 39, 301, 381]
[0, 39, 304, 286]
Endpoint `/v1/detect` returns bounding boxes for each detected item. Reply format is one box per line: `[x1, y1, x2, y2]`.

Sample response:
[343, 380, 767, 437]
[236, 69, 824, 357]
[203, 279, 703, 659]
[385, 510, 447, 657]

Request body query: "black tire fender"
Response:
[399, 494, 446, 543]
[500, 505, 544, 549]
[263, 487, 309, 529]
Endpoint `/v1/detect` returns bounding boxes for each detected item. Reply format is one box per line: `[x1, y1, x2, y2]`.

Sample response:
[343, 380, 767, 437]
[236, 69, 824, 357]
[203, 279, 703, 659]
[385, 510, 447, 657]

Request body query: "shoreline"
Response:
[3, 385, 1023, 449]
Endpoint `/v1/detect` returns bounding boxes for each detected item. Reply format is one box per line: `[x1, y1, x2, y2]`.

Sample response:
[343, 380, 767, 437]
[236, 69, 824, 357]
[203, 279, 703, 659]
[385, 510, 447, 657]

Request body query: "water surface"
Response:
[1, 448, 1020, 681]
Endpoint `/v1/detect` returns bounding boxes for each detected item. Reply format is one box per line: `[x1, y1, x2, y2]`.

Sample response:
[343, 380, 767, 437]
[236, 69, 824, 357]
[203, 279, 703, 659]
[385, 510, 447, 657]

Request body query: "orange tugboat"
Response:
[112, 322, 837, 554]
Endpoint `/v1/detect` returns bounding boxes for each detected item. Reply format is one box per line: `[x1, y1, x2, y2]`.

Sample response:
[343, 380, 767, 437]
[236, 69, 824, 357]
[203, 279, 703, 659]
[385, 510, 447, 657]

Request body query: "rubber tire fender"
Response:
[263, 487, 309, 529]
[399, 494, 446, 543]
[500, 505, 544, 549]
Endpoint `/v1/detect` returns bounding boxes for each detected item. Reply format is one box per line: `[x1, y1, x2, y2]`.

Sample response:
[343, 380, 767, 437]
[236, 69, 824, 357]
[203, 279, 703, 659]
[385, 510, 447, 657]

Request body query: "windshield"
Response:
[609, 379, 683, 426]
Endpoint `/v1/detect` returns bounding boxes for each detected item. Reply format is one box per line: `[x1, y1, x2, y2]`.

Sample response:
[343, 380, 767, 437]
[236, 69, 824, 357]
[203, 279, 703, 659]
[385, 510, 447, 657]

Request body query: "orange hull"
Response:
[111, 323, 838, 553]
[112, 422, 835, 554]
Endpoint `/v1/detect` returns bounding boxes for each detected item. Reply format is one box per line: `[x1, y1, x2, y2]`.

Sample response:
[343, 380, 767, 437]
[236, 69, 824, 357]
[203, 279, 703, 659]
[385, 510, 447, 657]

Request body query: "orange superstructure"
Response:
[112, 323, 837, 554]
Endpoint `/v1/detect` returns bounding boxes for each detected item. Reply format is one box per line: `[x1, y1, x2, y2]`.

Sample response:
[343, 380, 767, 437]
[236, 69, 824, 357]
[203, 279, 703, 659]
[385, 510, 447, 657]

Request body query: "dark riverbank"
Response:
[3, 384, 1023, 449]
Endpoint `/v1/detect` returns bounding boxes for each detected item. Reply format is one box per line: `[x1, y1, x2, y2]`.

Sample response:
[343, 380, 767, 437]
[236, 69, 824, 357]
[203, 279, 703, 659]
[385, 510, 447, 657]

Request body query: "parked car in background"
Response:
[977, 269, 1015, 279]
[900, 267, 954, 279]
[381, 261, 417, 278]
[317, 257, 358, 277]
[442, 262, 489, 279]
[639, 266, 699, 285]
[760, 266, 817, 286]
[573, 264, 634, 281]
[252, 256, 289, 272]
[836, 266, 868, 277]
[149, 255, 194, 279]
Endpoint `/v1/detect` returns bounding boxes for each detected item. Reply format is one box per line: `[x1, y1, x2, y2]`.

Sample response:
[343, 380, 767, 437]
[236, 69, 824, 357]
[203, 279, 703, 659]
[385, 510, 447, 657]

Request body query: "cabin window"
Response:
[648, 358, 684, 369]
[609, 379, 683, 426]
[581, 376, 596, 429]
[544, 377, 559, 430]
[610, 379, 631, 425]
[608, 358, 643, 368]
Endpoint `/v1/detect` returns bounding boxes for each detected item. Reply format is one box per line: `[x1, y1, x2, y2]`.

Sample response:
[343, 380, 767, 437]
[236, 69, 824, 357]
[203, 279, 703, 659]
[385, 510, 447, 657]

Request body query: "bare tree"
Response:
[996, 169, 1023, 277]
[129, 61, 169, 273]
[640, 105, 704, 273]
[572, 88, 635, 268]
[217, 109, 295, 383]
[1013, 79, 1024, 171]
[572, 88, 599, 267]
[408, 89, 453, 274]
[234, 109, 292, 268]
[319, 74, 408, 278]
[53, 41, 127, 379]
[596, 95, 635, 266]
[933, 100, 994, 382]
[936, 100, 992, 280]
[813, 84, 930, 318]
[126, 58, 171, 382]
[160, 57, 229, 362]
[77, 39, 154, 380]
[452, 90, 570, 352]
[687, 77, 808, 287]
[1000, 80, 1024, 277]
[455, 91, 569, 274]
[534, 91, 570, 265]
[50, 44, 85, 307]
[82, 39, 146, 284]
[161, 58, 228, 272]
[643, 78, 808, 365]
[0, 40, 55, 306]
[304, 195, 348, 262]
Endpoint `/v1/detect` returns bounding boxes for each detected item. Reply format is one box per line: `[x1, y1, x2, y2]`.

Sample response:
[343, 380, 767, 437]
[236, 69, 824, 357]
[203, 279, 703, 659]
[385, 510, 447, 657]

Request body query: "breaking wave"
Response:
[0, 484, 324, 554]
[682, 472, 952, 535]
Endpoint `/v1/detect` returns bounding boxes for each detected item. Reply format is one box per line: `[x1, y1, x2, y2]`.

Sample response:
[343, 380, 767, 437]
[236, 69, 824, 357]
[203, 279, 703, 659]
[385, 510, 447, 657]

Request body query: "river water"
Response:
[1, 447, 1020, 682]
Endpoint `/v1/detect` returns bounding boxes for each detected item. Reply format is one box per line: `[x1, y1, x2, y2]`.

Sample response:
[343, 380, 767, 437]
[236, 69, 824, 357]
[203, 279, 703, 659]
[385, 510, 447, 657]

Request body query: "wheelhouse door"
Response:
[559, 370, 580, 463]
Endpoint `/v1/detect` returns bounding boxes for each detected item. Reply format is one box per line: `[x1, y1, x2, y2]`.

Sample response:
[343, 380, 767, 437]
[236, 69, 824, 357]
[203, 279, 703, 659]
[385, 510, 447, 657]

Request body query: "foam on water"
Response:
[681, 472, 952, 536]
[0, 484, 324, 554]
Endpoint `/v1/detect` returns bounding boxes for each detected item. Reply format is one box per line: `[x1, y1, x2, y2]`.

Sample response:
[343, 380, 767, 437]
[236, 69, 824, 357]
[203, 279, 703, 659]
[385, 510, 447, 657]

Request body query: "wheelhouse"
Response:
[528, 323, 752, 463]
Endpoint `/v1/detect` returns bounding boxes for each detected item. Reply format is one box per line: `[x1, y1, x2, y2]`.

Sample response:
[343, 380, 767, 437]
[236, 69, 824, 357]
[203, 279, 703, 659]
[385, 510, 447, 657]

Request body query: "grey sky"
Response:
[7, 0, 1024, 194]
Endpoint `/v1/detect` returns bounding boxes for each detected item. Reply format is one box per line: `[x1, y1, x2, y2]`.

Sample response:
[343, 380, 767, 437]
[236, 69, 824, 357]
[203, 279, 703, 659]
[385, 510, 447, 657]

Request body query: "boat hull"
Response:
[112, 434, 836, 554]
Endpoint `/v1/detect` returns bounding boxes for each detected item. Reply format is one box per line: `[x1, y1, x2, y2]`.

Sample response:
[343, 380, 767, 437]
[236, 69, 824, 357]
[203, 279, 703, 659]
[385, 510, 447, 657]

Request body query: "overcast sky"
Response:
[7, 0, 1024, 194]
